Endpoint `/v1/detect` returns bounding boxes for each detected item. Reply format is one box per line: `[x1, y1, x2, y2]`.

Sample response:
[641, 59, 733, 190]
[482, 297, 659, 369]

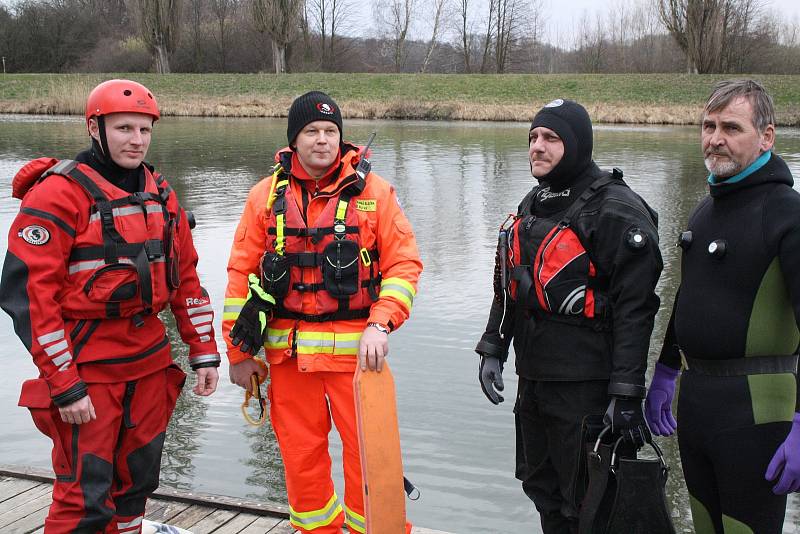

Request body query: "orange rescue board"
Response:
[354, 363, 407, 533]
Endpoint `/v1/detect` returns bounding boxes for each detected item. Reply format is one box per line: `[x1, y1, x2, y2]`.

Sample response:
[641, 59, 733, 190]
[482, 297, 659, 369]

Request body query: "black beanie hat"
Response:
[287, 91, 343, 146]
[530, 99, 593, 187]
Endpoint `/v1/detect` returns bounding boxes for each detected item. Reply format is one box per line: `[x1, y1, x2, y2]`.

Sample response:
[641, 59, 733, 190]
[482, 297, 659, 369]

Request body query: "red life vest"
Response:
[261, 168, 381, 322]
[506, 174, 617, 320]
[40, 160, 180, 322]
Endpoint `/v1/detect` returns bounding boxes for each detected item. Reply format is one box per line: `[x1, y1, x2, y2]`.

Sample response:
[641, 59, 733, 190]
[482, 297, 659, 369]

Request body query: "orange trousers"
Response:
[269, 360, 365, 533]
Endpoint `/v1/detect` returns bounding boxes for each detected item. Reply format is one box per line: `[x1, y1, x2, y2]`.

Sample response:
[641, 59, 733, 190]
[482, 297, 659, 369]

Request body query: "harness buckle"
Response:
[360, 247, 372, 267]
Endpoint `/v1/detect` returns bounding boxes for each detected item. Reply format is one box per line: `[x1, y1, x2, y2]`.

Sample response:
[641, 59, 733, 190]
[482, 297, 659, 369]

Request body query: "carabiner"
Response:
[241, 372, 267, 426]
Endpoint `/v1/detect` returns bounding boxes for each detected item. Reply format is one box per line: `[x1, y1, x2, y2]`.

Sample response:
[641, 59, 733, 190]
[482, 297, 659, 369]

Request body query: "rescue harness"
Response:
[501, 171, 623, 324]
[42, 160, 180, 324]
[261, 153, 382, 323]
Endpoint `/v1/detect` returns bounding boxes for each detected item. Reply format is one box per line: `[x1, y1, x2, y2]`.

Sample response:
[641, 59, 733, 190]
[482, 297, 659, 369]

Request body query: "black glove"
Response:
[479, 355, 504, 404]
[603, 396, 651, 448]
[230, 274, 275, 356]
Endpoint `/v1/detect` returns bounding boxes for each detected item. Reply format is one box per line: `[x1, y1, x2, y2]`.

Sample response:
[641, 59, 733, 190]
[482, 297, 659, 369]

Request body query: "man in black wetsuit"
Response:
[475, 99, 663, 533]
[645, 79, 800, 533]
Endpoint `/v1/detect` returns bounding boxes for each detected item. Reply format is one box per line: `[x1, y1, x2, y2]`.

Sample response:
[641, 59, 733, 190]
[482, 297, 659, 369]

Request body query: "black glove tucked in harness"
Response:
[230, 273, 276, 356]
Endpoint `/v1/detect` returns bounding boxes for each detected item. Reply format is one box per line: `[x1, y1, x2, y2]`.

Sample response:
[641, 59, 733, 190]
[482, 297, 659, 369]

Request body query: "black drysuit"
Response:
[477, 162, 663, 533]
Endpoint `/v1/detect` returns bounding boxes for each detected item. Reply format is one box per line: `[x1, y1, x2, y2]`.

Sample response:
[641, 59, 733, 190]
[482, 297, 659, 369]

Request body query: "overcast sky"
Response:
[540, 0, 800, 43]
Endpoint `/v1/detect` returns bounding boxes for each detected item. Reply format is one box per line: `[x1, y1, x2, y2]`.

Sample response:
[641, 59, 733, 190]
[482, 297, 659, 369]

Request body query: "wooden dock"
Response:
[0, 465, 447, 534]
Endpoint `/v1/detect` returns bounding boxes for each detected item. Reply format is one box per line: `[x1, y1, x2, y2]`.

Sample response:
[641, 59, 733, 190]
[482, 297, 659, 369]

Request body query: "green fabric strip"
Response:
[689, 494, 715, 534]
[722, 513, 755, 534]
[745, 258, 800, 356]
[748, 373, 796, 425]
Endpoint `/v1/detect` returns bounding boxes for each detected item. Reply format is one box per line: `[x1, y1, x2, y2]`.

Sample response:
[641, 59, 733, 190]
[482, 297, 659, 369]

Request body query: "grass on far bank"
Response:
[1, 72, 799, 125]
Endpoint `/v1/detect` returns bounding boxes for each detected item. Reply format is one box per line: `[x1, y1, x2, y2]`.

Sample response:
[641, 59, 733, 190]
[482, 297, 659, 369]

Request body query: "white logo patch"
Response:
[19, 225, 50, 245]
[544, 99, 564, 108]
[316, 102, 335, 115]
[538, 187, 571, 201]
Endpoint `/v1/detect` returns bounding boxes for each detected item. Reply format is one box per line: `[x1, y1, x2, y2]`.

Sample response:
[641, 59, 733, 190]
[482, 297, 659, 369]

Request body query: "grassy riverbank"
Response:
[2, 73, 800, 125]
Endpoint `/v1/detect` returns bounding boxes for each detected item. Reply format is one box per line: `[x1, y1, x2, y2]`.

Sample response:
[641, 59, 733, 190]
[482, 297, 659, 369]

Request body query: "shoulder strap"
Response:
[559, 170, 622, 228]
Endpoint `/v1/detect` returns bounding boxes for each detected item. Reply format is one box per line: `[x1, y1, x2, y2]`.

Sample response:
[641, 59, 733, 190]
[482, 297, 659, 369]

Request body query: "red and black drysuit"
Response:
[476, 162, 663, 533]
[0, 146, 219, 534]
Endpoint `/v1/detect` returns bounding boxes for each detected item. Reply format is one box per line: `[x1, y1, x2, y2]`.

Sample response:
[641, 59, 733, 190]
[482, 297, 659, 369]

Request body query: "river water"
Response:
[0, 114, 799, 533]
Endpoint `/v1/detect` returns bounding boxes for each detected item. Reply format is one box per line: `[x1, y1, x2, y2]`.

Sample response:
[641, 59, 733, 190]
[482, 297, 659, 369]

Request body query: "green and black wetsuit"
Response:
[659, 151, 800, 534]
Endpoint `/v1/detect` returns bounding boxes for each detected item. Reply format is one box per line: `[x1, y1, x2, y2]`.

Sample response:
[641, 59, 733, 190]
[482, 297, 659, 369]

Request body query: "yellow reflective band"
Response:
[355, 199, 376, 212]
[345, 506, 366, 533]
[335, 199, 348, 221]
[275, 213, 286, 256]
[294, 331, 362, 356]
[289, 493, 343, 530]
[379, 277, 416, 309]
[222, 298, 247, 320]
[265, 328, 292, 349]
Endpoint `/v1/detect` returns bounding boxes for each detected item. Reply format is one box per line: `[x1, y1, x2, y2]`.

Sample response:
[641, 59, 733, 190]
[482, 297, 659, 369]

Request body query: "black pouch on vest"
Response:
[84, 263, 139, 302]
[260, 252, 290, 298]
[163, 218, 180, 290]
[322, 239, 360, 297]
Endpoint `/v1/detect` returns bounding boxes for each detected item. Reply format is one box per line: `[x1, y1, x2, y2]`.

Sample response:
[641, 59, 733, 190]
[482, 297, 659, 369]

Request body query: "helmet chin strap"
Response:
[97, 115, 112, 161]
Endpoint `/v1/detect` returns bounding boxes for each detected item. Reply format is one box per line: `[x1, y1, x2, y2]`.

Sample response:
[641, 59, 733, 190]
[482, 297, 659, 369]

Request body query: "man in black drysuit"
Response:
[645, 79, 800, 534]
[475, 99, 663, 533]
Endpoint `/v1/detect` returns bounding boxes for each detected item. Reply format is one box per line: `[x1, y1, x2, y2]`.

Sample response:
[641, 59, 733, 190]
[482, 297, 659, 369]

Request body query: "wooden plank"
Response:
[144, 498, 167, 518]
[4, 504, 49, 534]
[0, 478, 40, 503]
[0, 484, 52, 515]
[145, 500, 191, 523]
[0, 493, 51, 530]
[237, 515, 285, 534]
[187, 508, 237, 534]
[265, 520, 297, 533]
[206, 512, 259, 534]
[167, 504, 216, 528]
[153, 485, 289, 517]
[0, 466, 289, 521]
[0, 466, 55, 485]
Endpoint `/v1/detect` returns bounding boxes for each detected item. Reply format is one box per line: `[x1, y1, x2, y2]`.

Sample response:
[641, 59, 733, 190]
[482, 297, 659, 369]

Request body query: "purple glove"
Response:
[765, 413, 800, 494]
[644, 362, 680, 436]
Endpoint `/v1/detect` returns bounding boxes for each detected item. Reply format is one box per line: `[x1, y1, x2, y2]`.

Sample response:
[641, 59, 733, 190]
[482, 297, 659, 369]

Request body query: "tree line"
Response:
[1, 0, 799, 75]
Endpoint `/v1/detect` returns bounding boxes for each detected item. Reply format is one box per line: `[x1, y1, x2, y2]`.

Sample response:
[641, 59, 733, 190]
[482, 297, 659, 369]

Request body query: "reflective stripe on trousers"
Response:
[289, 493, 343, 531]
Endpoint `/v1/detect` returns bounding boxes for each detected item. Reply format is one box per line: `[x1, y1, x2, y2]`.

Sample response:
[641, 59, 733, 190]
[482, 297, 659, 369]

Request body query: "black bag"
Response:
[578, 425, 676, 534]
[260, 252, 291, 298]
[322, 239, 360, 297]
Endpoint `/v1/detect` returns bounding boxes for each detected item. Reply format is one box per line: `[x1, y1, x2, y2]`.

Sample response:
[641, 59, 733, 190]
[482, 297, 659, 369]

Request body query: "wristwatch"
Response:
[367, 322, 390, 334]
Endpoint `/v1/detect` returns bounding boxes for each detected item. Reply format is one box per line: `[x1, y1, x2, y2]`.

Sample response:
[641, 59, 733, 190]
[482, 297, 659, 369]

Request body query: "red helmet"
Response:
[85, 79, 160, 124]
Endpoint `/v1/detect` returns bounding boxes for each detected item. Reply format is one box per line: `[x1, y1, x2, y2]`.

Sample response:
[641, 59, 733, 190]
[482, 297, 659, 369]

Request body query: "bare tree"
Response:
[479, 0, 496, 72]
[310, 0, 351, 70]
[135, 0, 183, 73]
[376, 0, 416, 71]
[210, 0, 239, 71]
[420, 0, 448, 73]
[252, 0, 302, 73]
[186, 0, 206, 71]
[658, 0, 765, 73]
[457, 0, 472, 72]
[493, 0, 522, 73]
[575, 11, 606, 73]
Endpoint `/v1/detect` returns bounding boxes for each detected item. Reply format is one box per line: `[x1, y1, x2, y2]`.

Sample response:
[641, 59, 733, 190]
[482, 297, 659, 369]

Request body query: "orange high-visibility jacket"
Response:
[224, 145, 422, 372]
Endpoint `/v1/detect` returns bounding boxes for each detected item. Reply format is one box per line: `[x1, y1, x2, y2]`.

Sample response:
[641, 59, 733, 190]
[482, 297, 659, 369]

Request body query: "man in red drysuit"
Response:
[0, 79, 220, 534]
